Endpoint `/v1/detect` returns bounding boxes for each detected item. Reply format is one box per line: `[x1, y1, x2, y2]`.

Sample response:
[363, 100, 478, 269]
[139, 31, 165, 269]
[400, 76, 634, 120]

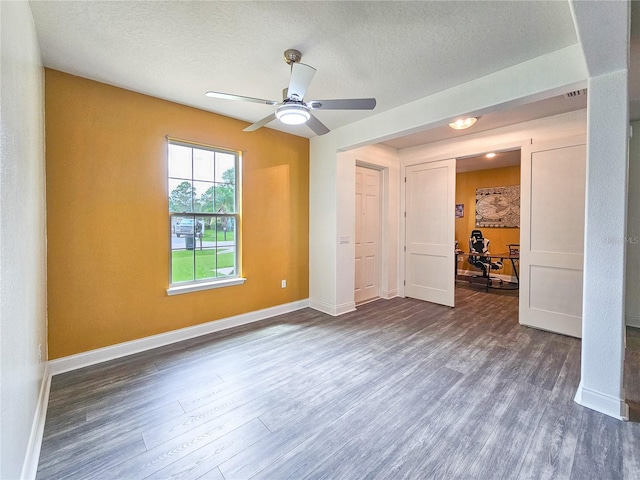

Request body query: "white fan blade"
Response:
[308, 98, 376, 110]
[288, 63, 316, 101]
[243, 113, 277, 132]
[306, 113, 330, 136]
[206, 91, 278, 106]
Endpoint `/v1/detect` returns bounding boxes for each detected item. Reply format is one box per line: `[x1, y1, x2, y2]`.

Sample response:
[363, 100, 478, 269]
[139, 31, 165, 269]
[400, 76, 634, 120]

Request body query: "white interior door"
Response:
[405, 159, 456, 307]
[520, 136, 586, 338]
[355, 166, 381, 304]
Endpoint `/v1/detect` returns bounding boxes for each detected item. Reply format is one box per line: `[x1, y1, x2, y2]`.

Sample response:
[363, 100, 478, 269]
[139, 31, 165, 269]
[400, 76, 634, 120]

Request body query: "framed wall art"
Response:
[475, 185, 520, 228]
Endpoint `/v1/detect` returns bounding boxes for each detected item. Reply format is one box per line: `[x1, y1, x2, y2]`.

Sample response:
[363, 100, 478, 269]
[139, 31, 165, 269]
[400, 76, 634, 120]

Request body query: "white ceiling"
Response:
[28, 1, 637, 144]
[382, 91, 587, 149]
[457, 149, 521, 174]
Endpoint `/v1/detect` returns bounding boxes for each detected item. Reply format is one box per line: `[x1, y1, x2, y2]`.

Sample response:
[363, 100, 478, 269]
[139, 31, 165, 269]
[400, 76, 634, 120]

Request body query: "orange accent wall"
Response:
[45, 69, 309, 359]
[455, 165, 521, 277]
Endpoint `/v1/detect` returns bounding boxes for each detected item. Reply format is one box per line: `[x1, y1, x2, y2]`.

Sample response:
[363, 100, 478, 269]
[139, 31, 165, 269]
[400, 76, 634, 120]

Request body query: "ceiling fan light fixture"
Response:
[449, 117, 478, 130]
[275, 104, 310, 125]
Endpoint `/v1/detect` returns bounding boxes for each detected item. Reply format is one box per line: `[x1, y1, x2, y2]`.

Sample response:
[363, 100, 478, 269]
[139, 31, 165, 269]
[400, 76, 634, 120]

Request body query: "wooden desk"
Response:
[455, 251, 519, 292]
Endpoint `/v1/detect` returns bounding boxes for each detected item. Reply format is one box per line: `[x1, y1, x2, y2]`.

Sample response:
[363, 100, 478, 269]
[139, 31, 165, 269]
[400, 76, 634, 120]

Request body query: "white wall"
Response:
[309, 45, 588, 313]
[569, 0, 630, 420]
[309, 137, 339, 314]
[627, 120, 640, 327]
[0, 2, 48, 478]
[575, 68, 629, 419]
[310, 113, 589, 315]
[309, 108, 589, 315]
[309, 142, 400, 315]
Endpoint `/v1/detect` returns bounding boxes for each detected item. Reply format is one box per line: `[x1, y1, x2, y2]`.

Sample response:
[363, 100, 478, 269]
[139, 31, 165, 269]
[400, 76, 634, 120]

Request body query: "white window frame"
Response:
[166, 137, 245, 295]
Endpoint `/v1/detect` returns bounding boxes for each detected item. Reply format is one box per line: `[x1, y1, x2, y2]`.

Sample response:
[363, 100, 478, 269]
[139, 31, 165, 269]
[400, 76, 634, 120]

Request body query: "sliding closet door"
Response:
[520, 137, 586, 338]
[404, 159, 456, 307]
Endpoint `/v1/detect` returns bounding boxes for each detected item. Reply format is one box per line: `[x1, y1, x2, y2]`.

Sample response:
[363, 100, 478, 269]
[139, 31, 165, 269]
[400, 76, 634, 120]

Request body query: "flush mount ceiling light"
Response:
[485, 152, 496, 158]
[448, 117, 478, 130]
[275, 103, 311, 125]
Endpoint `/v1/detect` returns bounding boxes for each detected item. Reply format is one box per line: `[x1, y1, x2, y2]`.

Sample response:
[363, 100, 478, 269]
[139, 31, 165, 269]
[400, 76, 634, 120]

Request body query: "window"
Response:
[167, 138, 242, 293]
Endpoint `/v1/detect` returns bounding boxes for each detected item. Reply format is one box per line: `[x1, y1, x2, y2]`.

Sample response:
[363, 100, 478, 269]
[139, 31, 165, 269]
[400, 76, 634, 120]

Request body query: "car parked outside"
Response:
[175, 218, 204, 238]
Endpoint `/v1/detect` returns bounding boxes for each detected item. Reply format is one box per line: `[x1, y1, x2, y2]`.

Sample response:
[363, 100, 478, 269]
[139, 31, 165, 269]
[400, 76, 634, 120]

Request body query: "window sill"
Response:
[167, 277, 246, 296]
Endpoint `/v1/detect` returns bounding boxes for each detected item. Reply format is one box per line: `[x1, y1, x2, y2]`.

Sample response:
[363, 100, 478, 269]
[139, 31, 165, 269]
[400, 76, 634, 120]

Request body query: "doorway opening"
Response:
[455, 149, 521, 296]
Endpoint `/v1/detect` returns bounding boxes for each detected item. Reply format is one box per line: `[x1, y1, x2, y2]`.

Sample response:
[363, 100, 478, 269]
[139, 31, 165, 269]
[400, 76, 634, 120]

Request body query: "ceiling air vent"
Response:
[565, 89, 587, 99]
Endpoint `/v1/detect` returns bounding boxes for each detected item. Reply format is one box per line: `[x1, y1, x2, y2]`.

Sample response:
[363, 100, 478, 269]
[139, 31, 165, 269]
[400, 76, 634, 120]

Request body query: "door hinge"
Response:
[404, 177, 407, 183]
[404, 280, 406, 286]
[404, 211, 406, 218]
[404, 245, 406, 252]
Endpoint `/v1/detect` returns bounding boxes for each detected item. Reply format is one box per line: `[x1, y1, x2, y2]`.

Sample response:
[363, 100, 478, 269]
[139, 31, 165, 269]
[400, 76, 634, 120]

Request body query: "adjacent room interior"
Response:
[454, 149, 521, 293]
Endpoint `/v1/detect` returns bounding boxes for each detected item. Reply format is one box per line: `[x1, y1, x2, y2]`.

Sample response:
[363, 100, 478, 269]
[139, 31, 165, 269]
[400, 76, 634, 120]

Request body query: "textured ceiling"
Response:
[30, 1, 582, 140]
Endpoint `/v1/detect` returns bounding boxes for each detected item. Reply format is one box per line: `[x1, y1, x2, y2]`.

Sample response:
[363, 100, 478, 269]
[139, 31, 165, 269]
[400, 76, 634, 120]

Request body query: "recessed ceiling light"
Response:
[448, 117, 477, 130]
[485, 153, 496, 158]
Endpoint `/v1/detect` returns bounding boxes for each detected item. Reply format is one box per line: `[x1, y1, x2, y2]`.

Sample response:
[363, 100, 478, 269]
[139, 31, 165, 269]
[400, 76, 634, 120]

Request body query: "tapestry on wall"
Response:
[475, 185, 520, 228]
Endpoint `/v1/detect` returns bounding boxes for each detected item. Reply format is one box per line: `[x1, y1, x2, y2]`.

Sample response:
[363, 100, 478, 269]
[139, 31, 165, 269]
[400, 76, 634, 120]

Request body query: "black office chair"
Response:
[468, 229, 503, 280]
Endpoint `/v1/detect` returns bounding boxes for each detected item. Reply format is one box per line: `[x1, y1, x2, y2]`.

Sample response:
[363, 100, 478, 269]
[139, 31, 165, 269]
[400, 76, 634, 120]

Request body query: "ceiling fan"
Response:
[205, 49, 376, 136]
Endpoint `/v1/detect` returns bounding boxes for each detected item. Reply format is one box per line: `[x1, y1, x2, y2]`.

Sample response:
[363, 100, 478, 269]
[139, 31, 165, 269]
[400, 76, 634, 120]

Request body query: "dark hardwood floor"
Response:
[37, 285, 640, 479]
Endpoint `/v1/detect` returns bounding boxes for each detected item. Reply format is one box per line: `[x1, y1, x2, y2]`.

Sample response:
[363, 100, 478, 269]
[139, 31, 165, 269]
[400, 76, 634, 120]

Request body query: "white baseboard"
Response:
[21, 362, 51, 480]
[336, 301, 356, 315]
[308, 298, 335, 315]
[49, 299, 309, 375]
[308, 298, 356, 316]
[626, 314, 640, 328]
[574, 382, 629, 420]
[381, 289, 398, 299]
